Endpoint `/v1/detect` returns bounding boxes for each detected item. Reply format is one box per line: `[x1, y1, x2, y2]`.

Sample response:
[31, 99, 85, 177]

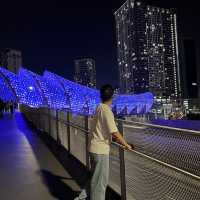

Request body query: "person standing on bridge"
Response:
[75, 84, 132, 200]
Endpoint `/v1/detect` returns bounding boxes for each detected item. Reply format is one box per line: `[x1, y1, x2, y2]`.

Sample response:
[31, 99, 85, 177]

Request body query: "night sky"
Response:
[0, 0, 199, 88]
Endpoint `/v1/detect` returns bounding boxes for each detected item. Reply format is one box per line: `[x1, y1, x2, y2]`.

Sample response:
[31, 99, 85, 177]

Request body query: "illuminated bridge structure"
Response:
[0, 67, 200, 200]
[0, 67, 154, 115]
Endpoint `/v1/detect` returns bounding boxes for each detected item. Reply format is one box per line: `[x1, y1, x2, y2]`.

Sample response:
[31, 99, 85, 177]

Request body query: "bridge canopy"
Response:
[0, 73, 16, 103]
[0, 67, 154, 116]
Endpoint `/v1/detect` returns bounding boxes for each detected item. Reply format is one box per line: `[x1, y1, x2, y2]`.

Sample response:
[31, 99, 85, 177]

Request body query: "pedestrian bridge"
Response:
[0, 111, 120, 200]
[0, 68, 200, 199]
[1, 105, 199, 200]
[0, 112, 81, 200]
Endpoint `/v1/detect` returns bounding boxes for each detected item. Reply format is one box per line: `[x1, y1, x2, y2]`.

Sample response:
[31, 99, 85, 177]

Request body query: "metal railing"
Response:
[119, 119, 200, 177]
[21, 106, 200, 200]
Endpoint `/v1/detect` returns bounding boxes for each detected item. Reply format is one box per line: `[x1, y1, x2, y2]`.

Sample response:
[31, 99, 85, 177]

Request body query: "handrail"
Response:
[22, 106, 200, 200]
[58, 117, 89, 134]
[43, 109, 200, 135]
[41, 110, 200, 181]
[37, 108, 200, 135]
[112, 141, 200, 181]
[116, 118, 200, 136]
[28, 108, 200, 181]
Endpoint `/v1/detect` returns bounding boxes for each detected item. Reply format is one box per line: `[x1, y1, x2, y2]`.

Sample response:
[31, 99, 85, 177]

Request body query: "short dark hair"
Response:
[100, 84, 114, 102]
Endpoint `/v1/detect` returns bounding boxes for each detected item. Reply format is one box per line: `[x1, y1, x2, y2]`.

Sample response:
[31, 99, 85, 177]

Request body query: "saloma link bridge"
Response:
[0, 67, 200, 200]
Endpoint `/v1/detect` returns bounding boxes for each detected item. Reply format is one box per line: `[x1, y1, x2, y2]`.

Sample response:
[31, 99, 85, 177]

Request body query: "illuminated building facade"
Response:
[0, 48, 22, 74]
[115, 0, 180, 98]
[74, 58, 96, 88]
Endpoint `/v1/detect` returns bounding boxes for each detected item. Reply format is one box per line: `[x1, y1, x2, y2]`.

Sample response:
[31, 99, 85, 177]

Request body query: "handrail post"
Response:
[56, 109, 60, 145]
[118, 120, 127, 200]
[85, 115, 90, 170]
[48, 108, 51, 135]
[67, 111, 71, 153]
[39, 108, 43, 131]
[38, 108, 41, 131]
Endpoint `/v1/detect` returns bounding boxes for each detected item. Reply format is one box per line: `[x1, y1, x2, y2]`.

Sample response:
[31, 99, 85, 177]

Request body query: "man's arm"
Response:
[112, 132, 132, 150]
[102, 107, 133, 150]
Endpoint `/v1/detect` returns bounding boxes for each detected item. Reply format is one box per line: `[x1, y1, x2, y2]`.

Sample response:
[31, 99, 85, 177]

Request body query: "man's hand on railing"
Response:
[128, 143, 135, 150]
[124, 143, 132, 150]
[112, 132, 135, 151]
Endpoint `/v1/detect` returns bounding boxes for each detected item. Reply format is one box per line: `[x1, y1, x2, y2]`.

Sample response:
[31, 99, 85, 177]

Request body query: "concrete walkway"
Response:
[0, 112, 80, 200]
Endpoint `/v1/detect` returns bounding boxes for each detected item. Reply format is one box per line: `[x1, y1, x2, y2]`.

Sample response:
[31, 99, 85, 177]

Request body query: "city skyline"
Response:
[0, 0, 199, 94]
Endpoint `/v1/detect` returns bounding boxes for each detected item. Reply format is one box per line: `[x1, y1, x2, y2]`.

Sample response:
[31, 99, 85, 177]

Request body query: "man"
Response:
[75, 84, 132, 200]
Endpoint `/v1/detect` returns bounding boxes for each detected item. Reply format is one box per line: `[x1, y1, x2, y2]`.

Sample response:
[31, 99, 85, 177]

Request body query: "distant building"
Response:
[0, 48, 22, 74]
[182, 38, 199, 98]
[74, 58, 96, 88]
[115, 0, 181, 98]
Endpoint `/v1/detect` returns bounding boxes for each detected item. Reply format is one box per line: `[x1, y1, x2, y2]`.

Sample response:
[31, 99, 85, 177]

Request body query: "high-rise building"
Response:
[74, 58, 96, 88]
[0, 48, 22, 74]
[115, 0, 180, 98]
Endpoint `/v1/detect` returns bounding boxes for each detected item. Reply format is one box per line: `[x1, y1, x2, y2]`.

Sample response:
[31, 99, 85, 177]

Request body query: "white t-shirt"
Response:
[89, 103, 118, 155]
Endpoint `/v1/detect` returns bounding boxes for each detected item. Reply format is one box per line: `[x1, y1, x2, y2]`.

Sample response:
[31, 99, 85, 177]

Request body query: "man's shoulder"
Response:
[98, 103, 110, 111]
[97, 104, 114, 117]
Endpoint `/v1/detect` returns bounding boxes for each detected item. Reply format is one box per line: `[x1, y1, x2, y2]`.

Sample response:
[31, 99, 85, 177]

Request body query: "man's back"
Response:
[89, 103, 118, 155]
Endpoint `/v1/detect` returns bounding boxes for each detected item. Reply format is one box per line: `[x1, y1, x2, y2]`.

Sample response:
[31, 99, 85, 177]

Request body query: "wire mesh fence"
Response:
[109, 143, 121, 195]
[125, 150, 200, 200]
[120, 119, 200, 177]
[21, 106, 200, 200]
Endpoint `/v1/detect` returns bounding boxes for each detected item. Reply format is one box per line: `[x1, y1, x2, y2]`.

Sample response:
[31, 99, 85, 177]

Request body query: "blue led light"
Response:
[0, 67, 154, 116]
[29, 86, 34, 90]
[0, 74, 16, 103]
[18, 68, 45, 107]
[0, 67, 27, 104]
[50, 71, 101, 115]
[42, 71, 70, 109]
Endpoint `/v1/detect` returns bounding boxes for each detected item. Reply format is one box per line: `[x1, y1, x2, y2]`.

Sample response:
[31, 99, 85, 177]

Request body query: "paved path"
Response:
[0, 112, 80, 200]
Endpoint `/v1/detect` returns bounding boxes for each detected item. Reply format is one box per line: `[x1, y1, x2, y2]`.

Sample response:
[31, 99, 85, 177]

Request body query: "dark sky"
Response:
[0, 0, 199, 88]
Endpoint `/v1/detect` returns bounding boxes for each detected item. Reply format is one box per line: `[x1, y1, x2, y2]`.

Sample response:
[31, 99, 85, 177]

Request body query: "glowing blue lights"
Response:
[0, 67, 154, 116]
[0, 67, 27, 104]
[43, 71, 70, 109]
[113, 92, 153, 115]
[0, 74, 16, 103]
[18, 68, 45, 107]
[29, 86, 34, 90]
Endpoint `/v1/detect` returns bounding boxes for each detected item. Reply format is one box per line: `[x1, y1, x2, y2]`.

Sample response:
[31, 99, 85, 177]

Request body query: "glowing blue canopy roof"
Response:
[0, 67, 154, 116]
[0, 73, 16, 103]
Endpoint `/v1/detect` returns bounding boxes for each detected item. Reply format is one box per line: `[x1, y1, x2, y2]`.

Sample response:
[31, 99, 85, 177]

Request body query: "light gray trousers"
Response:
[90, 153, 109, 200]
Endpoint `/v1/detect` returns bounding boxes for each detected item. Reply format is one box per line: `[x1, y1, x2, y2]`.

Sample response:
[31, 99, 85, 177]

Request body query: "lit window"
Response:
[131, 2, 134, 8]
[192, 83, 197, 86]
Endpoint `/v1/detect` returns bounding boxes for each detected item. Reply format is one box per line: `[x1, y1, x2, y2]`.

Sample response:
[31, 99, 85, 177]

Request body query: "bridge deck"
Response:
[0, 112, 81, 200]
